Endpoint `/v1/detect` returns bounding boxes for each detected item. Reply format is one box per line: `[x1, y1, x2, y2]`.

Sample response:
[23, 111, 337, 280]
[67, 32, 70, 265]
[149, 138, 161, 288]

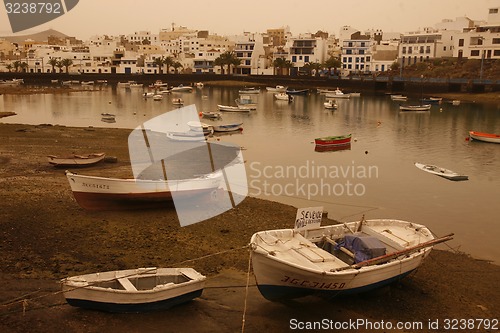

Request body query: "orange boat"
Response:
[469, 131, 500, 144]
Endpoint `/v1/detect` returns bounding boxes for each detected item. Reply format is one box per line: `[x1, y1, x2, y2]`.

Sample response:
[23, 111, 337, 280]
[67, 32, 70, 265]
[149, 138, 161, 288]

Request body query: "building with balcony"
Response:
[341, 32, 373, 75]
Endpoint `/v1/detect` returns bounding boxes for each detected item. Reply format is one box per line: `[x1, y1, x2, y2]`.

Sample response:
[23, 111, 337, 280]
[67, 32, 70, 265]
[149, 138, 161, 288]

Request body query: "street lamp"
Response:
[479, 37, 485, 82]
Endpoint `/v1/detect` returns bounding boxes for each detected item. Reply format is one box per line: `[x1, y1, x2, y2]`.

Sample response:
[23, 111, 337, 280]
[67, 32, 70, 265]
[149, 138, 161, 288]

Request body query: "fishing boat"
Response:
[266, 85, 287, 93]
[390, 94, 408, 101]
[323, 99, 338, 109]
[61, 267, 206, 313]
[101, 113, 116, 121]
[212, 122, 243, 132]
[468, 131, 500, 144]
[48, 153, 105, 167]
[153, 94, 163, 101]
[286, 89, 309, 96]
[187, 121, 214, 135]
[238, 87, 260, 94]
[414, 162, 468, 181]
[422, 97, 442, 104]
[314, 134, 352, 147]
[170, 85, 193, 93]
[399, 104, 431, 111]
[235, 95, 257, 110]
[65, 170, 222, 210]
[143, 92, 155, 98]
[274, 93, 293, 101]
[325, 88, 350, 99]
[201, 111, 221, 119]
[250, 217, 453, 301]
[217, 104, 250, 112]
[172, 98, 184, 106]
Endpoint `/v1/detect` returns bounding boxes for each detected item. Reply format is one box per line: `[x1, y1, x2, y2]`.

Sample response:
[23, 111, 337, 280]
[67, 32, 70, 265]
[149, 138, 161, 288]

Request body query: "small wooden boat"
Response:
[166, 131, 208, 142]
[451, 100, 461, 106]
[315, 143, 351, 152]
[314, 134, 352, 147]
[469, 131, 500, 144]
[48, 153, 105, 167]
[170, 85, 193, 92]
[266, 85, 286, 93]
[201, 111, 221, 119]
[422, 97, 442, 103]
[212, 122, 243, 132]
[325, 88, 350, 99]
[81, 81, 94, 85]
[65, 170, 222, 210]
[274, 93, 293, 101]
[217, 104, 250, 112]
[399, 104, 431, 111]
[323, 99, 337, 109]
[238, 87, 260, 94]
[101, 113, 116, 121]
[390, 94, 408, 101]
[235, 95, 257, 109]
[143, 92, 155, 98]
[286, 89, 309, 95]
[414, 162, 468, 181]
[61, 267, 206, 313]
[187, 121, 214, 135]
[153, 94, 163, 101]
[130, 83, 143, 88]
[250, 217, 453, 301]
[172, 98, 184, 106]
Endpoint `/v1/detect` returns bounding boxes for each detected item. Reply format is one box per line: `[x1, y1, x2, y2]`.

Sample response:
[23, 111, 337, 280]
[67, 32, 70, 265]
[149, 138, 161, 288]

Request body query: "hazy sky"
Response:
[0, 0, 497, 39]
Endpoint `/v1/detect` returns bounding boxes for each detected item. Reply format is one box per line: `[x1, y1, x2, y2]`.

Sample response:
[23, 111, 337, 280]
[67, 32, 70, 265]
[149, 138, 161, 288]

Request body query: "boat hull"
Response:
[314, 134, 352, 146]
[469, 131, 500, 144]
[250, 219, 436, 301]
[48, 153, 105, 167]
[399, 104, 431, 111]
[62, 268, 205, 313]
[414, 162, 468, 181]
[66, 171, 222, 210]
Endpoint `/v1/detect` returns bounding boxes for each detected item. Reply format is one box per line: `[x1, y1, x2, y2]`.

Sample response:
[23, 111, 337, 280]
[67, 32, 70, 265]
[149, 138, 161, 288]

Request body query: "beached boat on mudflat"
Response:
[468, 131, 500, 144]
[250, 218, 453, 301]
[414, 162, 468, 181]
[212, 122, 243, 132]
[65, 170, 222, 210]
[61, 267, 206, 313]
[48, 153, 105, 167]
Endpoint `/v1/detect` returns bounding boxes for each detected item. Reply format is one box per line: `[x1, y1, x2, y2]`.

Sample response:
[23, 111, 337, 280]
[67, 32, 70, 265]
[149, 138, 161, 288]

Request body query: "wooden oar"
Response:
[331, 233, 454, 272]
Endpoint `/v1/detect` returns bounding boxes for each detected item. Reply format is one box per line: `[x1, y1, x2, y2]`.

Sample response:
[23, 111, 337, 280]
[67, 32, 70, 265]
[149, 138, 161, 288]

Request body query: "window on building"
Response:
[490, 8, 498, 14]
[426, 46, 431, 53]
[470, 50, 480, 56]
[346, 49, 352, 54]
[408, 47, 412, 54]
[443, 46, 446, 51]
[304, 56, 309, 62]
[402, 47, 406, 54]
[420, 46, 424, 53]
[348, 42, 353, 47]
[347, 64, 352, 69]
[493, 38, 500, 44]
[366, 56, 370, 62]
[292, 56, 297, 62]
[359, 50, 364, 54]
[458, 39, 464, 47]
[494, 50, 500, 56]
[348, 57, 352, 63]
[360, 42, 365, 47]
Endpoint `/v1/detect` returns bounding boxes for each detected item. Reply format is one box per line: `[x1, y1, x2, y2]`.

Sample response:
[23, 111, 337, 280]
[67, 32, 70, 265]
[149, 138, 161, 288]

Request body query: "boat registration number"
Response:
[281, 275, 345, 290]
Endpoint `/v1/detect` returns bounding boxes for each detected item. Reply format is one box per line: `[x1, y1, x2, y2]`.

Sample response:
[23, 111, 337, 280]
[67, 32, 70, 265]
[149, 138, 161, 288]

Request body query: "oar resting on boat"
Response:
[331, 233, 454, 272]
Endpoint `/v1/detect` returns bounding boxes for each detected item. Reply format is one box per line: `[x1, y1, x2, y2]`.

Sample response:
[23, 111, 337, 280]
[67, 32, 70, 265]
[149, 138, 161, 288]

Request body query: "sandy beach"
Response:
[0, 122, 498, 333]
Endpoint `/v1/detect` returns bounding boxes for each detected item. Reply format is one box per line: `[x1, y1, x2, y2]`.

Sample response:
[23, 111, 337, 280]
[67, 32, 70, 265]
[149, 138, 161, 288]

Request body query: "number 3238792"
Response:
[5, 2, 62, 14]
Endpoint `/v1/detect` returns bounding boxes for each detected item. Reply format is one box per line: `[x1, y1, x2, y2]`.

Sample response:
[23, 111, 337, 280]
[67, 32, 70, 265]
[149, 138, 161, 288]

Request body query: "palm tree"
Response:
[214, 56, 225, 75]
[304, 61, 322, 76]
[172, 61, 183, 74]
[153, 56, 164, 74]
[272, 57, 292, 75]
[230, 57, 241, 74]
[60, 58, 73, 73]
[20, 62, 29, 72]
[5, 63, 12, 72]
[12, 60, 21, 72]
[48, 58, 59, 73]
[56, 60, 64, 73]
[323, 56, 342, 75]
[220, 51, 239, 75]
[163, 56, 174, 74]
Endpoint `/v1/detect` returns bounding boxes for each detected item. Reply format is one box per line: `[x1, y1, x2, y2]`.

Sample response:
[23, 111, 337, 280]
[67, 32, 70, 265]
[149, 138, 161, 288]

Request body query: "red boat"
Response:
[469, 131, 500, 144]
[314, 134, 352, 147]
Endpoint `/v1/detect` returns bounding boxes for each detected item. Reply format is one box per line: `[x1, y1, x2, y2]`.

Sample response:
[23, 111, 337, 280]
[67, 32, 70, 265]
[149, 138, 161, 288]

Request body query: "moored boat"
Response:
[250, 217, 453, 301]
[65, 170, 222, 210]
[325, 88, 350, 99]
[238, 87, 260, 94]
[323, 99, 337, 109]
[48, 153, 106, 167]
[414, 162, 468, 181]
[399, 104, 431, 111]
[390, 94, 408, 101]
[314, 134, 352, 146]
[217, 104, 250, 112]
[266, 85, 286, 93]
[170, 85, 193, 92]
[274, 92, 293, 101]
[468, 131, 500, 144]
[201, 111, 221, 119]
[286, 89, 309, 95]
[61, 267, 206, 313]
[212, 122, 243, 132]
[172, 98, 184, 106]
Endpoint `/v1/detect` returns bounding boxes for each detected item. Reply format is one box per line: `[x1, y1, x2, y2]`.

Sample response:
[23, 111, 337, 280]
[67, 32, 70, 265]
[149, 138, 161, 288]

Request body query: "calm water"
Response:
[1, 86, 500, 263]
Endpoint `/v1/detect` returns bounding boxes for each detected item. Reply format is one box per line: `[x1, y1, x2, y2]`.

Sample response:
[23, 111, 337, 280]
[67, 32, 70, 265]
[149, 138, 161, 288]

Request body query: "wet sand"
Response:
[0, 123, 498, 333]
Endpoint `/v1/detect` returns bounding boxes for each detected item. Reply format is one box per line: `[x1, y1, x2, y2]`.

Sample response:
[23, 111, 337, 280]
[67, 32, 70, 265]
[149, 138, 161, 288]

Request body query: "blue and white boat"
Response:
[250, 218, 452, 301]
[61, 267, 206, 313]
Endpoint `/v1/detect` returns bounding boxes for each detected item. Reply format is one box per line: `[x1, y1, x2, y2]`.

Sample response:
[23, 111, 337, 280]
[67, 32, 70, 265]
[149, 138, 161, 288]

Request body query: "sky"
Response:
[0, 0, 498, 39]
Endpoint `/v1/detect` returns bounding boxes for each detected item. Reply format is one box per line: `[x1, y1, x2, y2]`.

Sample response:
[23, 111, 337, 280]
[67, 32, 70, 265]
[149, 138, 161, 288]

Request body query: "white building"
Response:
[341, 32, 373, 75]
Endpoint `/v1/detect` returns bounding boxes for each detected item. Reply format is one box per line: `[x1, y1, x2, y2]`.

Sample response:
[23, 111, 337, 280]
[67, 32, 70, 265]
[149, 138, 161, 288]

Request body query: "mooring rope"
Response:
[241, 248, 253, 333]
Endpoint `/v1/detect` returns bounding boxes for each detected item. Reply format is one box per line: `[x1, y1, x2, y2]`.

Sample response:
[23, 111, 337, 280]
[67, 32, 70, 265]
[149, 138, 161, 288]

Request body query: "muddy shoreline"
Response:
[0, 123, 499, 332]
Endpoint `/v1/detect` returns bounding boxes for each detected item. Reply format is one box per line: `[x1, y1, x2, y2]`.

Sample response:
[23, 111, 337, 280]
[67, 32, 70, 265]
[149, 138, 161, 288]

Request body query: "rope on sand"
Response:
[241, 248, 252, 333]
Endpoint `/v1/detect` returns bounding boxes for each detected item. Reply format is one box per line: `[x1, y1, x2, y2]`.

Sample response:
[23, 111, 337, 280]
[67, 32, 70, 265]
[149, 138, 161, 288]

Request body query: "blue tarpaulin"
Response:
[337, 234, 386, 263]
